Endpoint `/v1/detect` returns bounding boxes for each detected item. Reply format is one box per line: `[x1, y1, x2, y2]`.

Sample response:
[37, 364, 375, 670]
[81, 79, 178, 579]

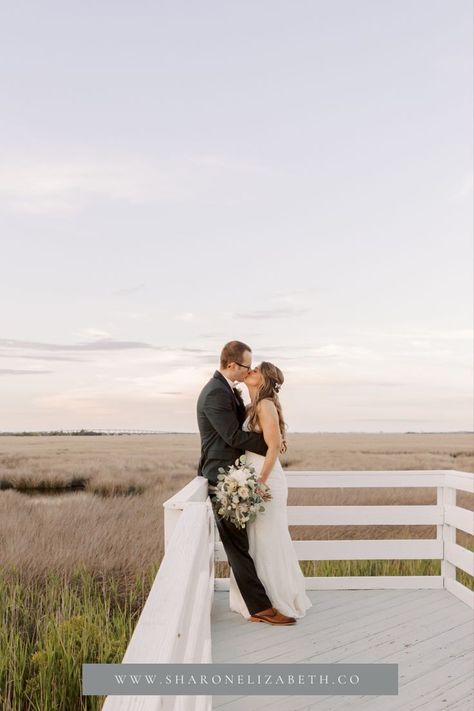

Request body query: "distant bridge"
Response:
[83, 428, 167, 434]
[0, 428, 175, 436]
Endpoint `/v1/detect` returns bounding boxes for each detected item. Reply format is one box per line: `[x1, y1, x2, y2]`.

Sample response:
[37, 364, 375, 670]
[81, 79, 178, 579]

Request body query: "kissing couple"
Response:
[197, 340, 312, 625]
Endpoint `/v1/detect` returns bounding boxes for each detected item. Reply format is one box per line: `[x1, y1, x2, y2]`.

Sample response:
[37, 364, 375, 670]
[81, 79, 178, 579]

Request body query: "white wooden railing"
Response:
[213, 469, 474, 607]
[102, 469, 473, 710]
[102, 477, 213, 711]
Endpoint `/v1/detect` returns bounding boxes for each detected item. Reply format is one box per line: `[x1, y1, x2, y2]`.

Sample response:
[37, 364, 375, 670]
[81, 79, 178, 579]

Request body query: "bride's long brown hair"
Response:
[247, 361, 288, 452]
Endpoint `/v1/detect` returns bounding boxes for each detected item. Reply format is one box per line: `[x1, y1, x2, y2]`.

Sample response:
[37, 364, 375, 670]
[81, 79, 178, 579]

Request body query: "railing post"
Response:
[164, 506, 183, 550]
[441, 477, 457, 589]
[162, 476, 209, 550]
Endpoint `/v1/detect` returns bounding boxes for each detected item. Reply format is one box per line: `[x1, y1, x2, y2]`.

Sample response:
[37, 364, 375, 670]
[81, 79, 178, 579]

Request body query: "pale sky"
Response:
[1, 0, 472, 432]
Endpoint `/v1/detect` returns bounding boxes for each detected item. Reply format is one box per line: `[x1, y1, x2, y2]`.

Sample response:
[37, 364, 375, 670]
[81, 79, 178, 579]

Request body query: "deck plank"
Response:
[212, 590, 455, 663]
[211, 589, 473, 711]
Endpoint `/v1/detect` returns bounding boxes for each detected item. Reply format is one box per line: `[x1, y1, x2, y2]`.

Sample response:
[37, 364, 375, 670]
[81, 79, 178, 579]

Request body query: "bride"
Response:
[229, 361, 313, 621]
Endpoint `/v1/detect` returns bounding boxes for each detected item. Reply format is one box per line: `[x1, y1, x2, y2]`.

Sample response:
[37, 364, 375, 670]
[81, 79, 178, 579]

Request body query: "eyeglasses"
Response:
[235, 362, 252, 371]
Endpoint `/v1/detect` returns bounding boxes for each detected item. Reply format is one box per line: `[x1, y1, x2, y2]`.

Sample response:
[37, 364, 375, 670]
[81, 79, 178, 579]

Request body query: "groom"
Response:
[196, 340, 296, 625]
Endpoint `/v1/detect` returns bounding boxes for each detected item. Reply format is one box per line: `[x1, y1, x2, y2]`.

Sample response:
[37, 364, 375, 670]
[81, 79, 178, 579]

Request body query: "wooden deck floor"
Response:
[210, 588, 473, 711]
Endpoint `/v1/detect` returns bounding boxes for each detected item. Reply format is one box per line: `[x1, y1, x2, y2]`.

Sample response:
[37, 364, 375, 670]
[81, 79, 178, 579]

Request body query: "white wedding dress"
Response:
[229, 415, 313, 619]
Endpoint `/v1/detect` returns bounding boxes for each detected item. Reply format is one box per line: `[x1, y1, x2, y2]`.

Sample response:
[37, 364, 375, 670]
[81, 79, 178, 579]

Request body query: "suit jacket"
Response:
[196, 370, 268, 484]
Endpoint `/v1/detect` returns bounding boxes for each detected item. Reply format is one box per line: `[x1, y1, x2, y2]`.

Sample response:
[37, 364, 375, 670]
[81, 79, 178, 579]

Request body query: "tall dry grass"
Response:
[1, 433, 471, 580]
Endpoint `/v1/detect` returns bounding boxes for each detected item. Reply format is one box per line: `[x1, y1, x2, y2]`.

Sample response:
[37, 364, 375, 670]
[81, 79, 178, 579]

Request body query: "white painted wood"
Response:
[163, 476, 209, 508]
[444, 470, 474, 494]
[448, 691, 474, 710]
[445, 541, 474, 577]
[163, 507, 182, 550]
[211, 589, 473, 710]
[286, 504, 443, 525]
[213, 469, 473, 607]
[445, 577, 474, 608]
[214, 538, 442, 561]
[212, 588, 433, 659]
[183, 569, 212, 663]
[228, 590, 460, 657]
[321, 657, 474, 711]
[212, 586, 419, 641]
[214, 575, 444, 591]
[102, 501, 213, 711]
[436, 486, 443, 568]
[246, 600, 465, 670]
[440, 485, 457, 596]
[284, 470, 447, 488]
[444, 503, 474, 535]
[163, 476, 209, 549]
[208, 505, 215, 609]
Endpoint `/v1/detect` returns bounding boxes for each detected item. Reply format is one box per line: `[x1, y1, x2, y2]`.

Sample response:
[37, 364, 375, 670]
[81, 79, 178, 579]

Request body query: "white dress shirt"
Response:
[221, 373, 236, 392]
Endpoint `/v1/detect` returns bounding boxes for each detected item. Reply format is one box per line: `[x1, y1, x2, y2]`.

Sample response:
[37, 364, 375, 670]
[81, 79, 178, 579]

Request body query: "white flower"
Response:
[231, 469, 248, 485]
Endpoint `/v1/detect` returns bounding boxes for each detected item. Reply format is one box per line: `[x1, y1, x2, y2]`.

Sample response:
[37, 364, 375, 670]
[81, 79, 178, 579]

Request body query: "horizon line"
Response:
[0, 429, 472, 435]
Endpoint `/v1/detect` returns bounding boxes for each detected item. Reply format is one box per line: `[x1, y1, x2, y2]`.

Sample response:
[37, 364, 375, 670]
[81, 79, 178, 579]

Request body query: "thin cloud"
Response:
[0, 368, 53, 375]
[0, 354, 85, 362]
[422, 329, 473, 341]
[348, 327, 473, 342]
[0, 153, 278, 215]
[0, 157, 185, 214]
[0, 339, 211, 366]
[73, 328, 112, 340]
[359, 418, 437, 423]
[314, 379, 405, 387]
[235, 306, 310, 319]
[257, 345, 315, 352]
[112, 283, 146, 296]
[0, 338, 156, 352]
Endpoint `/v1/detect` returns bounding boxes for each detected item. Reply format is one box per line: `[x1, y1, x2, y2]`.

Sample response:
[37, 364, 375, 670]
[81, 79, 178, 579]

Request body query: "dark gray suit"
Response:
[197, 370, 268, 484]
[196, 370, 272, 614]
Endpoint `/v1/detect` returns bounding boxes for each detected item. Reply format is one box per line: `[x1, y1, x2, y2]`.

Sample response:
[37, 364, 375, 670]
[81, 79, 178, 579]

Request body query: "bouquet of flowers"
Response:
[210, 454, 272, 529]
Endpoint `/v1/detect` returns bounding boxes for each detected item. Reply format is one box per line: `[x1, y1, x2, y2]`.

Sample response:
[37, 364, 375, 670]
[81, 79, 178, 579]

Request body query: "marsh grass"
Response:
[0, 564, 158, 711]
[0, 433, 472, 710]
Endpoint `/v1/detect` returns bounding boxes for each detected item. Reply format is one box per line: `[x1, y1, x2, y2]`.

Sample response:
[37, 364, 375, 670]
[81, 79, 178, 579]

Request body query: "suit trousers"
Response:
[209, 484, 272, 616]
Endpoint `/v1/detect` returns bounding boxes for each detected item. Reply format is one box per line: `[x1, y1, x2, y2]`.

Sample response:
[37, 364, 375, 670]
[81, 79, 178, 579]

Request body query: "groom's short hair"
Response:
[220, 340, 251, 368]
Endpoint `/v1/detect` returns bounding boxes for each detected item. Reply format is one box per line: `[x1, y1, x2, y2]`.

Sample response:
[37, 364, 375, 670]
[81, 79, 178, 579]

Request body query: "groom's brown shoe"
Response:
[249, 607, 296, 625]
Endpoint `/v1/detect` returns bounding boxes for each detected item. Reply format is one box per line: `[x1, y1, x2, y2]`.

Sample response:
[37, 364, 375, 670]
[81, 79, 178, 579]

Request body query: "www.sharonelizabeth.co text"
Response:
[113, 672, 360, 688]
